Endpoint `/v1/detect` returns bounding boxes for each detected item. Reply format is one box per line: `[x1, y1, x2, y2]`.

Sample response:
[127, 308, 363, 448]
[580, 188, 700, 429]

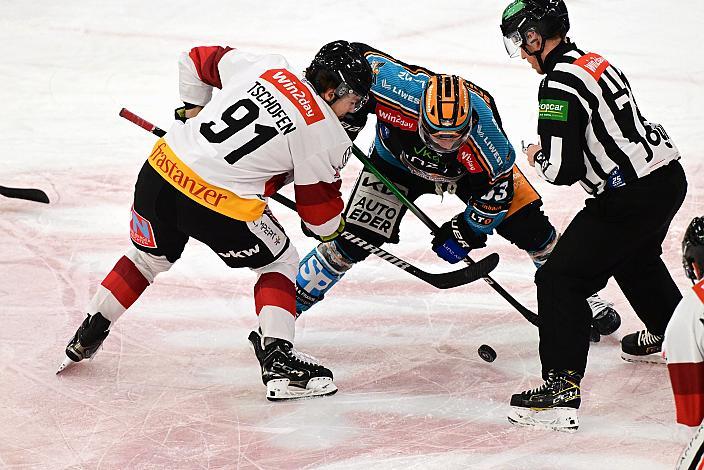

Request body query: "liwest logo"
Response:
[375, 104, 417, 131]
[260, 69, 324, 125]
[130, 207, 157, 248]
[539, 99, 569, 122]
[574, 52, 609, 80]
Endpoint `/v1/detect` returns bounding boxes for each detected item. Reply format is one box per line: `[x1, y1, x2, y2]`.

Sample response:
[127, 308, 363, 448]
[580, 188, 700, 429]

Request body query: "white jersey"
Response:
[148, 46, 350, 236]
[664, 278, 704, 427]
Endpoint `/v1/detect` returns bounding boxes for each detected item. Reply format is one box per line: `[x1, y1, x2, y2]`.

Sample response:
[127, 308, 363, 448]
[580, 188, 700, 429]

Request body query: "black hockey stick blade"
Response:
[419, 252, 500, 289]
[0, 185, 49, 204]
[329, 233, 499, 290]
[269, 192, 499, 290]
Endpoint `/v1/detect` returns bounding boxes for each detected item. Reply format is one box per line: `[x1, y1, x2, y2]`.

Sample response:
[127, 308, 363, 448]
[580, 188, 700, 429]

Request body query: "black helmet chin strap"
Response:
[522, 33, 548, 72]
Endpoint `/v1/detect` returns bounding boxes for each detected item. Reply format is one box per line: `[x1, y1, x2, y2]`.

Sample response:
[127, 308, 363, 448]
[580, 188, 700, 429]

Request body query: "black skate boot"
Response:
[587, 294, 621, 339]
[508, 369, 582, 432]
[248, 330, 337, 401]
[620, 329, 665, 364]
[56, 313, 111, 374]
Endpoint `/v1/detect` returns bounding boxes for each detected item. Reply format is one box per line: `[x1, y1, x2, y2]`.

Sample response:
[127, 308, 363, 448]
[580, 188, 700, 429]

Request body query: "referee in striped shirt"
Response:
[500, 0, 688, 432]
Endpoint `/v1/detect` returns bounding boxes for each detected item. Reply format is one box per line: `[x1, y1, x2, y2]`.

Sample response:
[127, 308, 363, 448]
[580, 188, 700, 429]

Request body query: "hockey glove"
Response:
[432, 214, 487, 264]
[301, 217, 346, 243]
[174, 102, 200, 122]
[174, 106, 188, 122]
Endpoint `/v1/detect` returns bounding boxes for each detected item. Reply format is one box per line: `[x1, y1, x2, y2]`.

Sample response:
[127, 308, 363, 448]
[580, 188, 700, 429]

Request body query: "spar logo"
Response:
[260, 69, 324, 125]
[574, 52, 609, 80]
[538, 99, 569, 122]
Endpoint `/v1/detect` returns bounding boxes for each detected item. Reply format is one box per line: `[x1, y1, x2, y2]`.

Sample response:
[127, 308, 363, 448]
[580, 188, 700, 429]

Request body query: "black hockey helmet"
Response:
[306, 40, 372, 112]
[500, 0, 569, 58]
[683, 216, 704, 283]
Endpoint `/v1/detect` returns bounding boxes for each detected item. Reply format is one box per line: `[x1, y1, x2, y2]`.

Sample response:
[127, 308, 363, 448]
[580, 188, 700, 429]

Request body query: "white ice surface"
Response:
[1, 1, 703, 468]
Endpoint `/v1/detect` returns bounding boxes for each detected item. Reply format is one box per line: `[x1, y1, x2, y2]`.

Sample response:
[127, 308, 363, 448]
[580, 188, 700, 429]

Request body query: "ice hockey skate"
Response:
[620, 329, 665, 364]
[56, 313, 111, 374]
[508, 370, 582, 433]
[248, 330, 337, 401]
[588, 294, 621, 337]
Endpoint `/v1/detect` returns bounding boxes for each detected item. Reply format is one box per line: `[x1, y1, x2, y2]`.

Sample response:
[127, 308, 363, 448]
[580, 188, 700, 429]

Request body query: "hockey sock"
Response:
[87, 255, 151, 322]
[528, 229, 559, 268]
[296, 241, 354, 314]
[255, 272, 296, 343]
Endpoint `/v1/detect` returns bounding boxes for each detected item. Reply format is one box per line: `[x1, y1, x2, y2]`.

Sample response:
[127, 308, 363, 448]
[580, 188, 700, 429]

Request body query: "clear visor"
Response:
[419, 122, 471, 154]
[335, 82, 369, 113]
[503, 30, 524, 58]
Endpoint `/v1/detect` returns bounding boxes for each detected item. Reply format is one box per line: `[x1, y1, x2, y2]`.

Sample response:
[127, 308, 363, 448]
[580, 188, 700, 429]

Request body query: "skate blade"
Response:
[620, 352, 665, 364]
[266, 377, 338, 401]
[508, 406, 579, 433]
[56, 356, 77, 375]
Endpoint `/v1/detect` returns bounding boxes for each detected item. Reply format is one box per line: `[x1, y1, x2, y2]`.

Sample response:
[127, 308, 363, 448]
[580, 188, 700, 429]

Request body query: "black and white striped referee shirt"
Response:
[534, 41, 680, 195]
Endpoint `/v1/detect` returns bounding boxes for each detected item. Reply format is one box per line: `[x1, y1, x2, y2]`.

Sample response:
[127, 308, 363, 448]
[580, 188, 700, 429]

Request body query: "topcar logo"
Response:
[538, 99, 569, 122]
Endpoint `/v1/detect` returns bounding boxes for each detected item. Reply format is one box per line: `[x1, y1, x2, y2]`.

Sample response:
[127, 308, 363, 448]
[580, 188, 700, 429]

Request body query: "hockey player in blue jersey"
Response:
[296, 43, 619, 334]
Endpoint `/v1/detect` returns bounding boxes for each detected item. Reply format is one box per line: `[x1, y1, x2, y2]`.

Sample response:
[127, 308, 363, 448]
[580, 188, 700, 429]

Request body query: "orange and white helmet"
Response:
[419, 74, 473, 153]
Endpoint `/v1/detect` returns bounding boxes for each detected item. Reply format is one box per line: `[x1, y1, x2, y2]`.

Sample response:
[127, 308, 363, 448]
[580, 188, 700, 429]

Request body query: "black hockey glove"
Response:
[174, 102, 199, 122]
[431, 214, 487, 264]
[301, 217, 346, 243]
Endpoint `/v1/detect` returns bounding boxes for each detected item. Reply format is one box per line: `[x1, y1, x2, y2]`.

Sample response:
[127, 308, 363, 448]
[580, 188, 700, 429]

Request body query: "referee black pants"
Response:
[535, 160, 687, 378]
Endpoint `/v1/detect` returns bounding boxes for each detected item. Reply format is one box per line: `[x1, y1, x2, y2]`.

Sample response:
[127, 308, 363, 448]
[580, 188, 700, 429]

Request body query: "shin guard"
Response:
[295, 241, 354, 314]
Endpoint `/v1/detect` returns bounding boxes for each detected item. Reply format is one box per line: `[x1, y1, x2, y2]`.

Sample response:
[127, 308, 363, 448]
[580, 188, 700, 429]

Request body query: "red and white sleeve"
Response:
[178, 46, 234, 106]
[293, 147, 347, 238]
[664, 282, 704, 427]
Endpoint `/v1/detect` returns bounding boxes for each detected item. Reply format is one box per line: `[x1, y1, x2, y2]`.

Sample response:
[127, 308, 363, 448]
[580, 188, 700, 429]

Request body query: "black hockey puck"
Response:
[478, 344, 497, 362]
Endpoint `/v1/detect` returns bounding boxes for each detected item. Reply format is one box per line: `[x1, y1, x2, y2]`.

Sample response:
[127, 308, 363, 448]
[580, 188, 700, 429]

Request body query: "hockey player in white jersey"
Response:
[57, 40, 373, 401]
[664, 217, 704, 469]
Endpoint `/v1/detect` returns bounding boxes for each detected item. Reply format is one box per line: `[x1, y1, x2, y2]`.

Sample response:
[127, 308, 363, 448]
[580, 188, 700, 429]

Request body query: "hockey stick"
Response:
[119, 107, 499, 289]
[270, 192, 498, 289]
[0, 185, 50, 204]
[119, 108, 166, 137]
[349, 144, 541, 327]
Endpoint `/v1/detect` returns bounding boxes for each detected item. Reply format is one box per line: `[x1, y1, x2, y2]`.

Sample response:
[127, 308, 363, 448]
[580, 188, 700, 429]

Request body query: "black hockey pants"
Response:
[536, 160, 687, 378]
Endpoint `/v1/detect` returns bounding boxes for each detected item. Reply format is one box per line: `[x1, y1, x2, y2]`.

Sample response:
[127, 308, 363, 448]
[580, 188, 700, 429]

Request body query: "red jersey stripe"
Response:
[254, 272, 295, 316]
[264, 173, 290, 197]
[101, 256, 150, 309]
[669, 361, 704, 426]
[294, 181, 343, 226]
[188, 46, 234, 89]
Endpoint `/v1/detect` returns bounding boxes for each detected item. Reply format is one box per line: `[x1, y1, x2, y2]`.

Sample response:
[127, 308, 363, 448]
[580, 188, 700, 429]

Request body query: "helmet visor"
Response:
[503, 30, 524, 58]
[335, 81, 369, 113]
[419, 121, 471, 154]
